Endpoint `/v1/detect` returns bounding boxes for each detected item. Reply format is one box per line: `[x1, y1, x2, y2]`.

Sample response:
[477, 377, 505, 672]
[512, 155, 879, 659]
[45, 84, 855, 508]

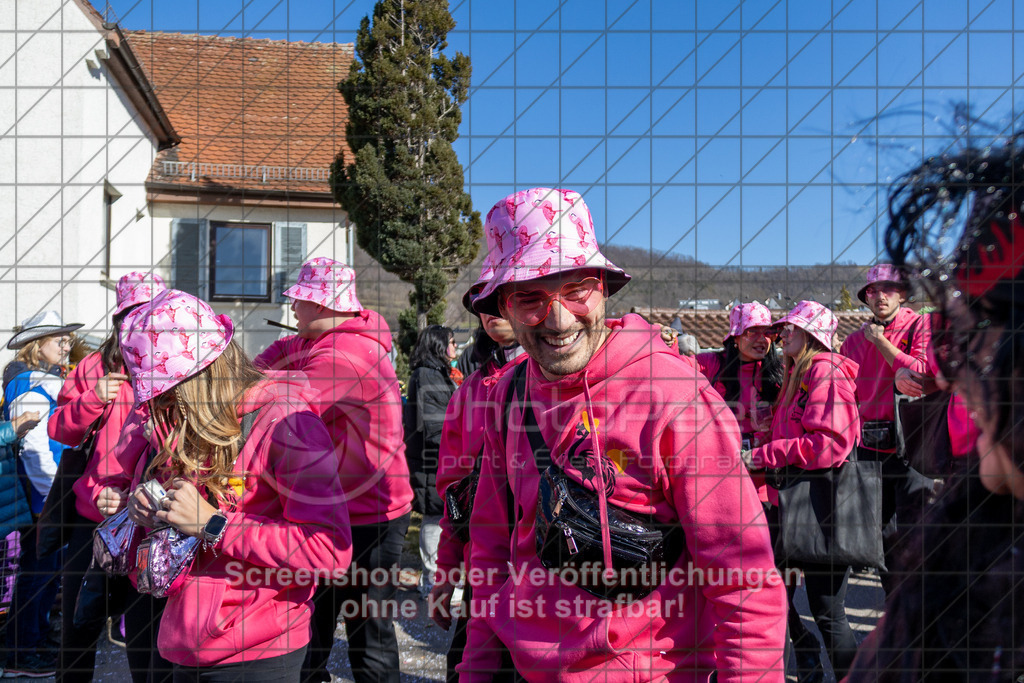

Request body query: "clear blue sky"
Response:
[105, 0, 1024, 268]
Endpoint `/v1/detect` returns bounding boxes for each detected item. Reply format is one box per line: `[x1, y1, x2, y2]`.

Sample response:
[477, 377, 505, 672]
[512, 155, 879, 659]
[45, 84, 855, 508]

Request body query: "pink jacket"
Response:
[695, 352, 774, 503]
[839, 307, 928, 427]
[465, 314, 786, 682]
[48, 352, 141, 523]
[255, 310, 413, 525]
[434, 354, 526, 586]
[124, 380, 352, 667]
[751, 353, 860, 504]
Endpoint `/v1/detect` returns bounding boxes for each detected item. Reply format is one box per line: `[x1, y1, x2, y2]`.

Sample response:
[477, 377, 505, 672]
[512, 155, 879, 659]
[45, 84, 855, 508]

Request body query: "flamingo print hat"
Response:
[472, 187, 630, 317]
[119, 289, 235, 402]
[774, 299, 838, 351]
[724, 302, 773, 343]
[282, 257, 363, 313]
[114, 271, 167, 315]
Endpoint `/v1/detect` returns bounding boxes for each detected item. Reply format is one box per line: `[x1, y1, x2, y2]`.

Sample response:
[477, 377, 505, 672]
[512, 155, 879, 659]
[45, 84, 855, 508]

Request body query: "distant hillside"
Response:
[356, 241, 870, 336]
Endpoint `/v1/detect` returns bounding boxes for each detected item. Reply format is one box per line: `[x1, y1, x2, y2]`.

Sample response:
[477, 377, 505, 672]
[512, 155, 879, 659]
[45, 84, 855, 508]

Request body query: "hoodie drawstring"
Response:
[581, 371, 615, 582]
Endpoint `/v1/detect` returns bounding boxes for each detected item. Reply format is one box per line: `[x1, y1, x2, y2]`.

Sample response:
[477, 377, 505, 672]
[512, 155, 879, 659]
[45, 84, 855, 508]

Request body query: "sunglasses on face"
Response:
[740, 326, 778, 341]
[503, 277, 604, 326]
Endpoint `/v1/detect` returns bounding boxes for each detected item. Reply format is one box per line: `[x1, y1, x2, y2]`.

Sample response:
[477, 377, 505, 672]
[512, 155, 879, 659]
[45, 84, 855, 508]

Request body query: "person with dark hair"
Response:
[456, 312, 518, 379]
[845, 132, 1024, 681]
[3, 310, 83, 677]
[696, 301, 784, 504]
[746, 300, 861, 682]
[839, 265, 934, 591]
[47, 272, 170, 682]
[405, 324, 459, 596]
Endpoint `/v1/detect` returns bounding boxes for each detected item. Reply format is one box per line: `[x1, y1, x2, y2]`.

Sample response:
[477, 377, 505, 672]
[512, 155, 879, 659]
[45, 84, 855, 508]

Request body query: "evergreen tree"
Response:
[838, 284, 856, 311]
[331, 0, 480, 353]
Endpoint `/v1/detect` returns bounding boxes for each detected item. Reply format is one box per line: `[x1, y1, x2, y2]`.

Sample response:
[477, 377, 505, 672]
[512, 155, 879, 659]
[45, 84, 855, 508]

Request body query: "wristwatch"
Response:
[200, 512, 228, 548]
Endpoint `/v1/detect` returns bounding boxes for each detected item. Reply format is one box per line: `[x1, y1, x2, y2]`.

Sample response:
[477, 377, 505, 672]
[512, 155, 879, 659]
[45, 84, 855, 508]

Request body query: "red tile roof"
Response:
[126, 31, 354, 197]
[631, 307, 874, 351]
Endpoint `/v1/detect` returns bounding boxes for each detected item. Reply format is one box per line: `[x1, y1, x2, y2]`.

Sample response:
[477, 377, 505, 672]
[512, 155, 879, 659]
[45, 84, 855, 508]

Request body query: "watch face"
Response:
[204, 514, 227, 537]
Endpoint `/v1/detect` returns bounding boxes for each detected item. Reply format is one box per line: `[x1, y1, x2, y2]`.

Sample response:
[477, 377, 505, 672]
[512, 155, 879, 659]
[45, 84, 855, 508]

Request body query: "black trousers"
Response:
[786, 564, 858, 679]
[57, 513, 103, 683]
[172, 647, 307, 682]
[302, 513, 411, 683]
[123, 589, 173, 683]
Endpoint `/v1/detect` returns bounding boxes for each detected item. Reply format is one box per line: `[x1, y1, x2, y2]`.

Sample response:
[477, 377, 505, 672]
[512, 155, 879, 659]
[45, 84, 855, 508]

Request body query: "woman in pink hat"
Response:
[747, 300, 861, 682]
[45, 272, 167, 682]
[695, 301, 784, 503]
[108, 289, 352, 679]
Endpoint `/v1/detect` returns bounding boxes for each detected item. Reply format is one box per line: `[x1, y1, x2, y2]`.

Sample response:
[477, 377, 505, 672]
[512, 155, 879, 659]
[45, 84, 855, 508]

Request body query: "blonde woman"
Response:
[747, 300, 861, 682]
[104, 289, 352, 680]
[2, 310, 82, 677]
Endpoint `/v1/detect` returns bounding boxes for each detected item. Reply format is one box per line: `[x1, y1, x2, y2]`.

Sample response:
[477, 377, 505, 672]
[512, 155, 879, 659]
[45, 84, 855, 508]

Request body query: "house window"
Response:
[209, 222, 271, 302]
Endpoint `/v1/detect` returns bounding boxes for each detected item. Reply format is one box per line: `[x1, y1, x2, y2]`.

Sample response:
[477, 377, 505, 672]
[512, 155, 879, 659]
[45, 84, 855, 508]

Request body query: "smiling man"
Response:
[839, 263, 933, 591]
[461, 188, 786, 682]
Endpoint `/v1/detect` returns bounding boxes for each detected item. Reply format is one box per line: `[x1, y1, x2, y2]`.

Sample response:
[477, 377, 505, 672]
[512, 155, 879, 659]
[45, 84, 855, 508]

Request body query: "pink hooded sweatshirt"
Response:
[695, 352, 775, 503]
[48, 352, 142, 523]
[465, 314, 786, 682]
[839, 307, 928, 429]
[255, 309, 413, 525]
[434, 354, 527, 586]
[750, 353, 861, 505]
[119, 380, 352, 667]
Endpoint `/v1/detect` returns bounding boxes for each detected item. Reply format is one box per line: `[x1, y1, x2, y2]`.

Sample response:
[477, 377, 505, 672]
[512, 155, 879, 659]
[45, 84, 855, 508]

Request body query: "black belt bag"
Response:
[535, 463, 683, 602]
[509, 363, 683, 602]
[444, 458, 480, 543]
[861, 420, 897, 451]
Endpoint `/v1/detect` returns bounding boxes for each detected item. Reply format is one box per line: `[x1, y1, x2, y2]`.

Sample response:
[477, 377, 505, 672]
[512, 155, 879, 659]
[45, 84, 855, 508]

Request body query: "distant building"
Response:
[677, 299, 722, 310]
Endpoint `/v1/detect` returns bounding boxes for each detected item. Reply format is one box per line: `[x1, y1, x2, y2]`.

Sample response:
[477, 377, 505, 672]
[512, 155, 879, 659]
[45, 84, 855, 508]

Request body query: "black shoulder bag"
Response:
[767, 447, 886, 570]
[511, 363, 684, 602]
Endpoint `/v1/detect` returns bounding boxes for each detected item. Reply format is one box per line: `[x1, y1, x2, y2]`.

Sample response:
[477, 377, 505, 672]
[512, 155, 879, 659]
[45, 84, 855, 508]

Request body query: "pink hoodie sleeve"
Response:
[92, 408, 149, 501]
[219, 409, 352, 573]
[253, 335, 304, 371]
[663, 387, 787, 681]
[754, 359, 859, 470]
[434, 386, 474, 584]
[48, 353, 105, 446]
[890, 312, 930, 375]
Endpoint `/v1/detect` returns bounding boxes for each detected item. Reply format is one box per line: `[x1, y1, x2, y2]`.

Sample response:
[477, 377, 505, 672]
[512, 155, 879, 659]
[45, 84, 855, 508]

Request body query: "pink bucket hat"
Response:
[114, 271, 167, 315]
[461, 223, 505, 314]
[857, 263, 906, 303]
[472, 188, 630, 316]
[119, 289, 235, 402]
[775, 300, 837, 350]
[724, 302, 773, 343]
[283, 257, 363, 313]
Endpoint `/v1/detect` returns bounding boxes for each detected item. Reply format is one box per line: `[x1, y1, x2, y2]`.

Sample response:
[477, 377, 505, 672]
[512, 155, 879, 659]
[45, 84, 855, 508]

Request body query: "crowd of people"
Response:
[0, 131, 1020, 682]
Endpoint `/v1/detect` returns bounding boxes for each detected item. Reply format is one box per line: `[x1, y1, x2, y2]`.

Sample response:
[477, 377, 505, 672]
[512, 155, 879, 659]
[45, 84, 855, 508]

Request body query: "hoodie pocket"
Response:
[157, 576, 228, 658]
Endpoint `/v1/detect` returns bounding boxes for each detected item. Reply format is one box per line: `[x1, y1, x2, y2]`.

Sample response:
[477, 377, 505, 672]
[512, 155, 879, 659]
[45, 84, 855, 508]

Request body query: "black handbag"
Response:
[509, 363, 684, 602]
[37, 418, 102, 559]
[895, 390, 953, 477]
[444, 456, 480, 543]
[768, 448, 886, 570]
[74, 560, 131, 629]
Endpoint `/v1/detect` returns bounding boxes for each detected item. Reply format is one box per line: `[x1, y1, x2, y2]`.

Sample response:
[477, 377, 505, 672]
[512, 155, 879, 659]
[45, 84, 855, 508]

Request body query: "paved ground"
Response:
[77, 568, 883, 682]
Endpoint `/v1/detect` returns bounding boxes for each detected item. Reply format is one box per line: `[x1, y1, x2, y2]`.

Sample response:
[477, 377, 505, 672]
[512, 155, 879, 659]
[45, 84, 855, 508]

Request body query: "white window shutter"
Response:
[273, 222, 307, 302]
[171, 218, 209, 299]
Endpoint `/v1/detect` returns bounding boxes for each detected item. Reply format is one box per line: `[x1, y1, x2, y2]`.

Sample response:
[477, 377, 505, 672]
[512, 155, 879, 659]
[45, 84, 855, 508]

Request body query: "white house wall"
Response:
[0, 0, 158, 368]
[149, 202, 350, 357]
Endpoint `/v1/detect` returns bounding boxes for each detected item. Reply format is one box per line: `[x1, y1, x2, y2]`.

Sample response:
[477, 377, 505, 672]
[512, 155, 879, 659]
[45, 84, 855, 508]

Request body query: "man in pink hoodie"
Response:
[254, 257, 414, 683]
[463, 188, 787, 682]
[839, 264, 934, 590]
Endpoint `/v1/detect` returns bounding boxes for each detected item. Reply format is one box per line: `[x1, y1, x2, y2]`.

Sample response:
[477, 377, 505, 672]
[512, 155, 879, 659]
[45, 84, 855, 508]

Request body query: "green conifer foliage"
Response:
[331, 0, 481, 353]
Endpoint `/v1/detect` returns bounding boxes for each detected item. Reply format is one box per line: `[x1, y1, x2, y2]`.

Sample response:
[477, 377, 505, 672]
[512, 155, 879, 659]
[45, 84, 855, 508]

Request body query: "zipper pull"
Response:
[564, 527, 579, 555]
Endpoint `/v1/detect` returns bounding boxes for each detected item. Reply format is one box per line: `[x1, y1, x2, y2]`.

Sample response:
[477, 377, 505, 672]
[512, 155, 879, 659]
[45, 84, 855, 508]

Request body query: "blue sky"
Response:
[105, 0, 1024, 268]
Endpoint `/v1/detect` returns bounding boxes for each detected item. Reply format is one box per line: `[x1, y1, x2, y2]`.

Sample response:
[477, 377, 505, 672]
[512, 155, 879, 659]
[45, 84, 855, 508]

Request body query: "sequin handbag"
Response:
[92, 507, 141, 575]
[134, 525, 201, 598]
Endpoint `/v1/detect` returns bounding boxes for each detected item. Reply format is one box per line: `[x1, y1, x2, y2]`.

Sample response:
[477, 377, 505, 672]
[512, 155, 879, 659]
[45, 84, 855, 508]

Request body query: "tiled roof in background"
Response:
[127, 31, 353, 196]
[632, 307, 875, 351]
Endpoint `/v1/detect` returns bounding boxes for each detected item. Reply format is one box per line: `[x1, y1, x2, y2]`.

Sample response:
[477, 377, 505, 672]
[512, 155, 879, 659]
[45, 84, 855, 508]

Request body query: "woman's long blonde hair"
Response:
[144, 340, 265, 502]
[778, 327, 830, 407]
